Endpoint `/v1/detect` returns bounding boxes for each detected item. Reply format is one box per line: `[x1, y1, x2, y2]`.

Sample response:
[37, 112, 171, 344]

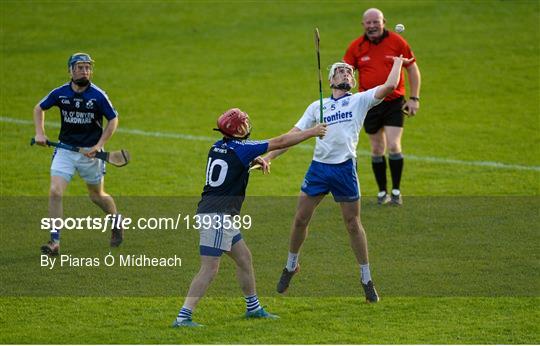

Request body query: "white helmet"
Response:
[328, 62, 356, 90]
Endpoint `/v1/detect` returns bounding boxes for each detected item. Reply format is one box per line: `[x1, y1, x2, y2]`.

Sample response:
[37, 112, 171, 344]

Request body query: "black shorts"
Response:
[363, 96, 406, 134]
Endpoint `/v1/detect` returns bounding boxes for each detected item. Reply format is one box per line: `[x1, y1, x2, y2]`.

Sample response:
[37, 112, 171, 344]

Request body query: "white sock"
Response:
[360, 264, 372, 284]
[286, 252, 299, 272]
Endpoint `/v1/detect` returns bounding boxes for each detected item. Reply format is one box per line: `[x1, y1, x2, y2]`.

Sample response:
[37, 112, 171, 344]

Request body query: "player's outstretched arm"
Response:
[263, 127, 300, 162]
[33, 104, 48, 146]
[256, 124, 324, 173]
[267, 124, 326, 152]
[374, 55, 413, 100]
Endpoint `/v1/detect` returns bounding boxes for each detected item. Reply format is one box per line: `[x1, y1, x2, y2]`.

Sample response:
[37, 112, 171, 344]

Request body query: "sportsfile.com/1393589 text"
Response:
[40, 214, 253, 231]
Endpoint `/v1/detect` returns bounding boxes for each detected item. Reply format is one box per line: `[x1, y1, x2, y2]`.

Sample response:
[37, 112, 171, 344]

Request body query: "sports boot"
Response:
[276, 265, 299, 293]
[172, 319, 203, 327]
[390, 190, 403, 206]
[245, 308, 279, 319]
[110, 226, 124, 247]
[41, 241, 59, 256]
[362, 280, 380, 303]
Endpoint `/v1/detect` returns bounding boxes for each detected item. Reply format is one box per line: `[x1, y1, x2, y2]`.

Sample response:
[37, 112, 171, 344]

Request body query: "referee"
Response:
[343, 8, 422, 205]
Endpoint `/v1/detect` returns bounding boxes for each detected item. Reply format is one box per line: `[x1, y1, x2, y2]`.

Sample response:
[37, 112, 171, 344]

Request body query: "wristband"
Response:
[409, 96, 420, 101]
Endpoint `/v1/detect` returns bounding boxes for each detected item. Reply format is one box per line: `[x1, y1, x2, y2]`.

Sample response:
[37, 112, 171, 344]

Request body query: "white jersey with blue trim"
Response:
[295, 86, 382, 164]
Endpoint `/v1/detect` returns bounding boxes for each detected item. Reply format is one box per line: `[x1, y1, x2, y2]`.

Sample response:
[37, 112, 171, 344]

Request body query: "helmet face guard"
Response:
[215, 108, 252, 139]
[328, 62, 356, 91]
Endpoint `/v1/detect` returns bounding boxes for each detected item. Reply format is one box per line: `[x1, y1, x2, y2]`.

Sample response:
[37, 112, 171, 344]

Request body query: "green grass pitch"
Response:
[1, 0, 539, 344]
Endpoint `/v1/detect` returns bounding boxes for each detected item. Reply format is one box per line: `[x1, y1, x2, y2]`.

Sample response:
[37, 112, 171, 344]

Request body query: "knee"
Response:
[208, 264, 220, 277]
[237, 252, 253, 270]
[343, 216, 361, 234]
[49, 184, 64, 199]
[293, 214, 311, 230]
[88, 190, 106, 204]
[387, 142, 402, 154]
[242, 250, 253, 264]
[199, 261, 220, 280]
[206, 262, 220, 278]
[370, 142, 385, 156]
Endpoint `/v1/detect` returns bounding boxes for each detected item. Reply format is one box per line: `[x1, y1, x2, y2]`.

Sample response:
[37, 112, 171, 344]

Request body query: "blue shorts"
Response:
[301, 159, 360, 202]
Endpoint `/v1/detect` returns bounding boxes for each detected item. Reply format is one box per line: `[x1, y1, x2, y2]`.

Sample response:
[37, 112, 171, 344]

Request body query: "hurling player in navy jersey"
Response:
[263, 56, 411, 303]
[172, 108, 326, 327]
[33, 53, 124, 255]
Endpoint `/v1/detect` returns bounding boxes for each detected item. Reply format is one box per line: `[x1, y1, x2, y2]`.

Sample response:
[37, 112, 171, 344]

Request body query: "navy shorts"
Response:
[301, 159, 360, 202]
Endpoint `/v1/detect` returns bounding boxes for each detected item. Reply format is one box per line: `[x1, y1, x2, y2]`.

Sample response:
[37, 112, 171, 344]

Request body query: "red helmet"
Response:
[215, 108, 251, 138]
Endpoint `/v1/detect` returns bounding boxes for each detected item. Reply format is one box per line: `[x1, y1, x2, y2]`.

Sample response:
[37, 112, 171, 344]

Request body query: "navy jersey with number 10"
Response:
[196, 138, 269, 215]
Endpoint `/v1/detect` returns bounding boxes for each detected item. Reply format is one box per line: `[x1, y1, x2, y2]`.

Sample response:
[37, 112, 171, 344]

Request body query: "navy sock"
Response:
[50, 229, 60, 243]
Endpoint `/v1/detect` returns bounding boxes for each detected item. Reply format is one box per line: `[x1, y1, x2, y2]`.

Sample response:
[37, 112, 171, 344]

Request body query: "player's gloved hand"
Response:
[34, 134, 48, 146]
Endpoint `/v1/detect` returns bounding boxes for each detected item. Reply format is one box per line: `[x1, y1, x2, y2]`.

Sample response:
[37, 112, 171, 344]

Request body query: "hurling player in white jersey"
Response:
[262, 55, 412, 303]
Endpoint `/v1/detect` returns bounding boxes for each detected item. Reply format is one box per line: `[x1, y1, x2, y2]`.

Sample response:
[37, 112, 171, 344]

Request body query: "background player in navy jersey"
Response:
[33, 53, 124, 255]
[173, 108, 326, 327]
[263, 56, 411, 303]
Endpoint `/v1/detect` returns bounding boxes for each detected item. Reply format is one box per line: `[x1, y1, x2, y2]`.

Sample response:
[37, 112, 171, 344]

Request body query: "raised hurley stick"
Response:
[314, 27, 324, 124]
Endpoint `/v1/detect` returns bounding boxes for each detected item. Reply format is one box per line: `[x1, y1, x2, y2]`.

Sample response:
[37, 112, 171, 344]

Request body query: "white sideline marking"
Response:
[4, 116, 539, 172]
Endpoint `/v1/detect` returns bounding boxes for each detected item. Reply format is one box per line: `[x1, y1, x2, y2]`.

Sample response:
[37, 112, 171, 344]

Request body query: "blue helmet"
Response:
[67, 52, 93, 69]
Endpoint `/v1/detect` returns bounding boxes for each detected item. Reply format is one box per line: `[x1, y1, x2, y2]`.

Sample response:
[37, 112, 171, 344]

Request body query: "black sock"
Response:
[371, 156, 387, 193]
[389, 153, 404, 191]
